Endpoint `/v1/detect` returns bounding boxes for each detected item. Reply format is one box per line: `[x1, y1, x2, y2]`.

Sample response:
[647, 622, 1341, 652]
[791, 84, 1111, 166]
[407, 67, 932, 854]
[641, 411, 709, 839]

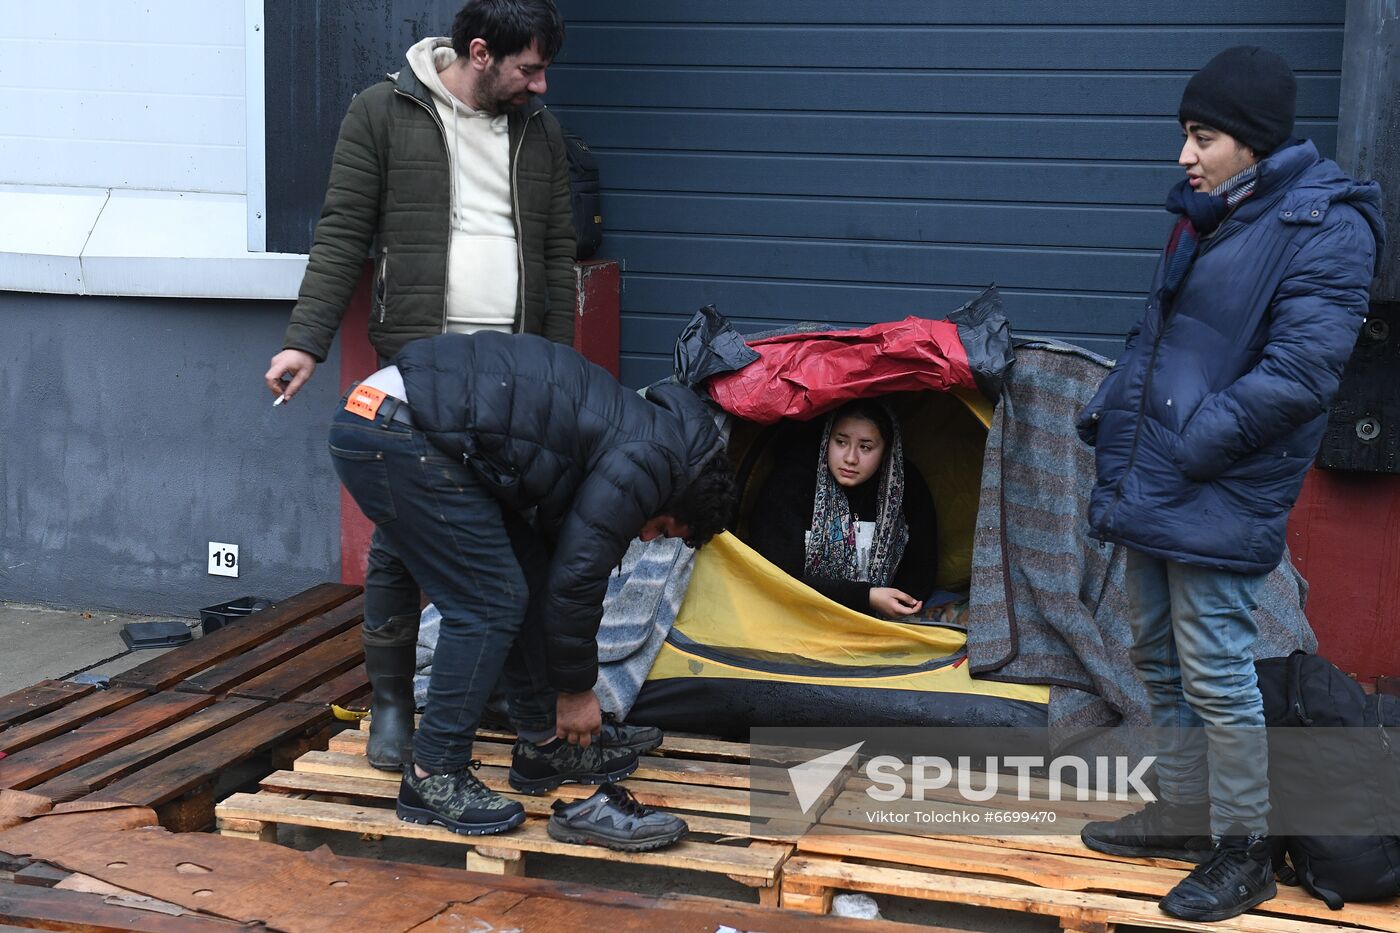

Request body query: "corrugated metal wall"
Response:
[548, 1, 1345, 386]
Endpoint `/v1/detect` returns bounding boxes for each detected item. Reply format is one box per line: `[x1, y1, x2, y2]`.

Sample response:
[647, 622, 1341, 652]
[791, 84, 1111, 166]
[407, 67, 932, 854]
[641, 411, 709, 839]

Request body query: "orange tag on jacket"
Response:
[345, 384, 387, 420]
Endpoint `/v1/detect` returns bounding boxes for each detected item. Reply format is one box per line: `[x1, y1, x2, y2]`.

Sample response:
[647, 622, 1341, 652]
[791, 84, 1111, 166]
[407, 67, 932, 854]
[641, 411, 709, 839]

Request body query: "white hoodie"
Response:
[407, 37, 517, 334]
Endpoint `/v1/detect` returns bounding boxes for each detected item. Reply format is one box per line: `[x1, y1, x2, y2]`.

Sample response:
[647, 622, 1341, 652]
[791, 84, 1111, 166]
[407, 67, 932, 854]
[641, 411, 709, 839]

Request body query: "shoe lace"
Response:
[1187, 841, 1252, 886]
[600, 781, 649, 817]
[450, 759, 486, 786]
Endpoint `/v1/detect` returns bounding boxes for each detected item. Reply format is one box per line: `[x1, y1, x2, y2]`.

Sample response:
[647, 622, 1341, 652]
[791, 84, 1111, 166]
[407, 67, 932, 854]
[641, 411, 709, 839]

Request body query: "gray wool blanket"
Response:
[415, 536, 695, 713]
[966, 341, 1316, 747]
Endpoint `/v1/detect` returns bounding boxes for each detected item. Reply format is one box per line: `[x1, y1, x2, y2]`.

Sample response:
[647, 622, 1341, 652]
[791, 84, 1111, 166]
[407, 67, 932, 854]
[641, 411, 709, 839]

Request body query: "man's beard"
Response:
[474, 64, 528, 115]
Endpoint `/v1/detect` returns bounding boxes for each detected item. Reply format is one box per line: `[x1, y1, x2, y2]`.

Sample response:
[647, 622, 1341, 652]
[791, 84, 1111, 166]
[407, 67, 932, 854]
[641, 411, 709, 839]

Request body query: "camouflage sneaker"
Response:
[508, 737, 638, 795]
[547, 782, 688, 852]
[599, 712, 663, 755]
[397, 760, 525, 836]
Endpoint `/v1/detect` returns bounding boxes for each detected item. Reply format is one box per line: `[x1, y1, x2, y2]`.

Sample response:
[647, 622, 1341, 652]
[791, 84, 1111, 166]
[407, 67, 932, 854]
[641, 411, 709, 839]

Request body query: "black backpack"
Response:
[562, 131, 602, 259]
[1256, 652, 1400, 908]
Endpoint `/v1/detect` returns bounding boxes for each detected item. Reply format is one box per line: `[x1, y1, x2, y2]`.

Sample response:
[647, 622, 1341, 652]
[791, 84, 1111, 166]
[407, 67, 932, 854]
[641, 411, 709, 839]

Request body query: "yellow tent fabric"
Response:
[649, 532, 1049, 704]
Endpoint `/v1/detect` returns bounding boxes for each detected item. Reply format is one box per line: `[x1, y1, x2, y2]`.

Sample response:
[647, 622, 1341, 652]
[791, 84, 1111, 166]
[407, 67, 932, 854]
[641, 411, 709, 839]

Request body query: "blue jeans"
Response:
[329, 402, 556, 772]
[1124, 549, 1270, 835]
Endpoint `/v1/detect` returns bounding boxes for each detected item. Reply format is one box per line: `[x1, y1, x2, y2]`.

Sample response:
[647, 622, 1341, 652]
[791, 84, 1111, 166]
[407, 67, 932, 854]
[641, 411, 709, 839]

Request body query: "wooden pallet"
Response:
[0, 804, 937, 933]
[0, 583, 367, 832]
[216, 726, 798, 906]
[781, 822, 1400, 933]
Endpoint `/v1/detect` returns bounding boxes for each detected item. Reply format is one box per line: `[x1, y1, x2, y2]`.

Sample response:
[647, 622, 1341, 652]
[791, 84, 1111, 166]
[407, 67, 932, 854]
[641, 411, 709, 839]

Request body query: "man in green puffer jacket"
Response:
[263, 0, 578, 775]
[264, 0, 575, 404]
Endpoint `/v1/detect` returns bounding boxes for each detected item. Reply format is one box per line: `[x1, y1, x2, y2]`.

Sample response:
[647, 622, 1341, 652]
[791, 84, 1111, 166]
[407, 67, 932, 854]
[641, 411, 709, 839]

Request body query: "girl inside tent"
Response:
[747, 399, 938, 618]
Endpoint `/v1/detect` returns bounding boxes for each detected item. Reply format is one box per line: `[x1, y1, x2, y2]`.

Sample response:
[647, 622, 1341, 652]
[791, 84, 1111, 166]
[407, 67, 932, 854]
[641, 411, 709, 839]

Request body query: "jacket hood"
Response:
[395, 38, 550, 125]
[644, 381, 725, 490]
[405, 37, 460, 109]
[1262, 140, 1387, 277]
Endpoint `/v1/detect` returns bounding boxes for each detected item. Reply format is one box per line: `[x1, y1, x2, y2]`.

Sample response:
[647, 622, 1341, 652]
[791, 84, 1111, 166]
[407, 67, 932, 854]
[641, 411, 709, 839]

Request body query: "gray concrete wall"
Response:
[0, 292, 341, 615]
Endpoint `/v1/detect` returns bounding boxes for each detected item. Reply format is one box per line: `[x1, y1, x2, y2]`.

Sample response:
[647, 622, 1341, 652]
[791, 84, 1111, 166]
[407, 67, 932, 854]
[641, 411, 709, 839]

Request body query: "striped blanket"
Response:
[966, 340, 1316, 747]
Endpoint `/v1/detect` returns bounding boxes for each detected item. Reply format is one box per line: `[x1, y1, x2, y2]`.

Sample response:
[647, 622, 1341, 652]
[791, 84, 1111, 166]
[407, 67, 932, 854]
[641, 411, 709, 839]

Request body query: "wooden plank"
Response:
[30, 698, 265, 803]
[257, 769, 776, 840]
[780, 856, 1349, 933]
[296, 750, 758, 818]
[813, 811, 1192, 870]
[109, 582, 359, 692]
[794, 832, 1400, 933]
[11, 862, 69, 887]
[297, 664, 369, 706]
[0, 692, 215, 791]
[0, 680, 93, 731]
[216, 793, 789, 881]
[0, 880, 249, 931]
[3, 809, 926, 933]
[825, 781, 1135, 825]
[0, 689, 146, 757]
[228, 625, 364, 702]
[176, 598, 363, 695]
[332, 730, 757, 790]
[86, 702, 330, 808]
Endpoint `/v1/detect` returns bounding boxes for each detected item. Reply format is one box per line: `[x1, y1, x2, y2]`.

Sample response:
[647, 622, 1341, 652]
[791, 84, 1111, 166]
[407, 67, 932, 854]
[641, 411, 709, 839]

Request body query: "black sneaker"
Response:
[1159, 826, 1277, 921]
[599, 712, 663, 755]
[1080, 798, 1212, 862]
[508, 737, 639, 795]
[547, 782, 689, 852]
[396, 760, 525, 836]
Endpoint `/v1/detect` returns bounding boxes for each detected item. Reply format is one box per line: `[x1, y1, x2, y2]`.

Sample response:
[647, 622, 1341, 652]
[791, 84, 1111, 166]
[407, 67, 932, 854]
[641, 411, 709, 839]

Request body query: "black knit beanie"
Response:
[1178, 46, 1296, 156]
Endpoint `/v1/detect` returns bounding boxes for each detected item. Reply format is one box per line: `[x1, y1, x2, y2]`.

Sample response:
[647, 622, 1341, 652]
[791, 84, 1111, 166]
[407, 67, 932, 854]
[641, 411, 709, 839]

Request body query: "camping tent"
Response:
[618, 293, 1315, 748]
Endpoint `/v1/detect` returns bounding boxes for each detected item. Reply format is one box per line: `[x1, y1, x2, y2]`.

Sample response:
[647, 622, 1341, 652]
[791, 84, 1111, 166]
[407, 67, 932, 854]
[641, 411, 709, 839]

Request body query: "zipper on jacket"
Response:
[1103, 302, 1166, 533]
[510, 109, 540, 334]
[393, 87, 455, 334]
[375, 247, 390, 322]
[1103, 213, 1249, 528]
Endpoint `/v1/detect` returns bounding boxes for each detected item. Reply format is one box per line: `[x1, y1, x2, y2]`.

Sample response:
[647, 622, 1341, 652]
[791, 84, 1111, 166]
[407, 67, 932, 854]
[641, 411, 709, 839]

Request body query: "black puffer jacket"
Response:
[397, 332, 724, 692]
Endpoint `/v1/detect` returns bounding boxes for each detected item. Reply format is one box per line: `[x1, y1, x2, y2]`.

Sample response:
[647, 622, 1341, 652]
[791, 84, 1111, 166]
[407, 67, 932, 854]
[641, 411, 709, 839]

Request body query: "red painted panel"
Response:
[574, 259, 621, 378]
[338, 261, 621, 584]
[1288, 468, 1400, 680]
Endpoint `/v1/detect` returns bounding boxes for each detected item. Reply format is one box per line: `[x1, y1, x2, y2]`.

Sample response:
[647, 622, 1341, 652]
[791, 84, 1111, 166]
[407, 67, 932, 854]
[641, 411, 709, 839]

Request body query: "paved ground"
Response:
[0, 601, 1095, 930]
[0, 602, 182, 693]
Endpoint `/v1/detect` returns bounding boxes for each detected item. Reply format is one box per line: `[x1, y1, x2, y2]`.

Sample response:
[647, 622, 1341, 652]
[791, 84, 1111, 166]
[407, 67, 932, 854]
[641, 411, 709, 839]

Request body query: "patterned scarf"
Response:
[1160, 162, 1258, 303]
[804, 405, 909, 586]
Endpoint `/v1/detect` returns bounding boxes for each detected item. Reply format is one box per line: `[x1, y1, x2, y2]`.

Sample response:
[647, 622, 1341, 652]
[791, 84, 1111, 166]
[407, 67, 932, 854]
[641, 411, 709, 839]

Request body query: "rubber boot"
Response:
[364, 614, 418, 772]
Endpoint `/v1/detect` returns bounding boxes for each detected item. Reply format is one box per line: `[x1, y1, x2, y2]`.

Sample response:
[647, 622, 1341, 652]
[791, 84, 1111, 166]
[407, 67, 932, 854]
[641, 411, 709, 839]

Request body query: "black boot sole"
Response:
[1160, 880, 1277, 921]
[396, 801, 526, 836]
[546, 817, 688, 852]
[367, 741, 413, 772]
[507, 757, 640, 795]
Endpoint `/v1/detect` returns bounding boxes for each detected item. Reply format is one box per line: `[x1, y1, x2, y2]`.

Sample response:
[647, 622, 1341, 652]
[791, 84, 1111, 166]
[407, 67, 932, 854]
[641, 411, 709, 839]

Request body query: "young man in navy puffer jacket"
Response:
[1076, 46, 1384, 922]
